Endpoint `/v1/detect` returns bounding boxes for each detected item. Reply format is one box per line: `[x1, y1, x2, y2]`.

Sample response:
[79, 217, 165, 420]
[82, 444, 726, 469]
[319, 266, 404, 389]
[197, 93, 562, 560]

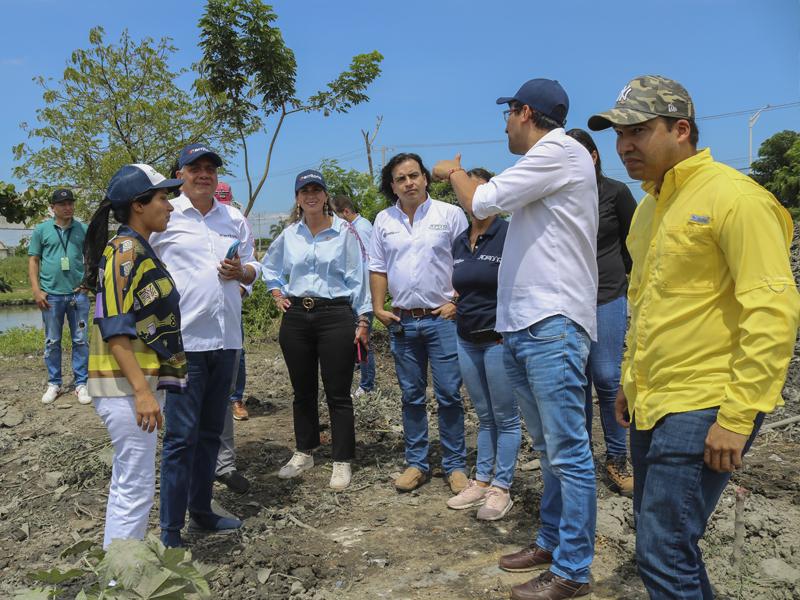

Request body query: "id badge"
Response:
[60, 256, 70, 271]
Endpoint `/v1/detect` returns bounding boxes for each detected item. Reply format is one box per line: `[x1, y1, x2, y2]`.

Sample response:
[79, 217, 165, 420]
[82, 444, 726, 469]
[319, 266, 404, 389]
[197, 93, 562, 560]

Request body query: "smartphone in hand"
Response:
[356, 339, 368, 364]
[225, 240, 241, 260]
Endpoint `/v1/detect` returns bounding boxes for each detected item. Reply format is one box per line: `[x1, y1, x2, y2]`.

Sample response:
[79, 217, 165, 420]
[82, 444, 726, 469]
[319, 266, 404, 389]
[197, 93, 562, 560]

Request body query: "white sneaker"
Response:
[75, 385, 92, 405]
[41, 384, 60, 404]
[329, 462, 352, 491]
[278, 451, 314, 479]
[353, 387, 367, 399]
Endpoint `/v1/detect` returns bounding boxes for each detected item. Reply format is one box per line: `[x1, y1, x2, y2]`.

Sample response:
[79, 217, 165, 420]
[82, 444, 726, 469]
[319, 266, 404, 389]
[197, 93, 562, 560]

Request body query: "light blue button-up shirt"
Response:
[261, 214, 371, 316]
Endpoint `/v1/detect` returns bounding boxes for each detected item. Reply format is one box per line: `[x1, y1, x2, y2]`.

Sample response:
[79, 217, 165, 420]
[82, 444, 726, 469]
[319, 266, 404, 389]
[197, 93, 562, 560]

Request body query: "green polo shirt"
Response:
[28, 218, 88, 295]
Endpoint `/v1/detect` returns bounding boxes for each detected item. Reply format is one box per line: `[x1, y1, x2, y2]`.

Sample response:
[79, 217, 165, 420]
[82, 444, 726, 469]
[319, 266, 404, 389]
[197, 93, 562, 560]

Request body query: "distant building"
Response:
[0, 241, 9, 259]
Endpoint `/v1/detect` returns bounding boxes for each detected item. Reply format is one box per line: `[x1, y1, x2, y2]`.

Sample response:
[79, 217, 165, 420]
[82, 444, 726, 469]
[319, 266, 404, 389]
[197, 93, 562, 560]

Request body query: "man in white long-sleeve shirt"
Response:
[434, 79, 598, 600]
[150, 143, 261, 547]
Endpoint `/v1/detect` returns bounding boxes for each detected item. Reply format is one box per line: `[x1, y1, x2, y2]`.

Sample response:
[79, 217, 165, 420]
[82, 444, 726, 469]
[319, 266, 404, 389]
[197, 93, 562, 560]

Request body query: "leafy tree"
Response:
[751, 130, 800, 209]
[429, 180, 458, 206]
[319, 159, 383, 222]
[197, 0, 383, 216]
[13, 27, 232, 215]
[0, 182, 49, 224]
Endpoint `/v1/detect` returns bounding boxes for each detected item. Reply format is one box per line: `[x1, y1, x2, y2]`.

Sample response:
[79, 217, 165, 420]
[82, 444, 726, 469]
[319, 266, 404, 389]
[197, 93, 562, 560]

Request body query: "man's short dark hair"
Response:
[466, 168, 494, 182]
[380, 153, 431, 203]
[662, 116, 700, 147]
[510, 101, 562, 132]
[330, 194, 356, 213]
[531, 110, 562, 132]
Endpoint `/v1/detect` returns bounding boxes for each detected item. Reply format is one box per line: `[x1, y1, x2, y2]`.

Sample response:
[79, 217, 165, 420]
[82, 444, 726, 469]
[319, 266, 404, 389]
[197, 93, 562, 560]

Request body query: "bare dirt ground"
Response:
[1, 232, 799, 599]
[1, 324, 799, 600]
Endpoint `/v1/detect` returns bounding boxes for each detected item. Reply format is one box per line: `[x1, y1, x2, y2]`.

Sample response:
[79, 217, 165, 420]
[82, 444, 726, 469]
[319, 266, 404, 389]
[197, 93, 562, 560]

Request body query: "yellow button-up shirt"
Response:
[622, 148, 800, 435]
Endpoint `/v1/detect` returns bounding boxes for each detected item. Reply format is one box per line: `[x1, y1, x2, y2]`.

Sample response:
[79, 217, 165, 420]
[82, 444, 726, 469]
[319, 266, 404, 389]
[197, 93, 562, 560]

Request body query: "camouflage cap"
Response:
[588, 75, 694, 131]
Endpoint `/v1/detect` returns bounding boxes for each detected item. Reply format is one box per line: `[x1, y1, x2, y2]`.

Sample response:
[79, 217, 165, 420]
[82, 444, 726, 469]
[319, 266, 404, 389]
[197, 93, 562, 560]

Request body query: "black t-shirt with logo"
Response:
[451, 218, 508, 340]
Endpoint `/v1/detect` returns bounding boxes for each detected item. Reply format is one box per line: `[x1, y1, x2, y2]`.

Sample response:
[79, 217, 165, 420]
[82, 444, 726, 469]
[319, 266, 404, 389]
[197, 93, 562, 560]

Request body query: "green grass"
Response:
[0, 325, 47, 355]
[0, 255, 33, 304]
[0, 255, 29, 286]
[0, 290, 34, 303]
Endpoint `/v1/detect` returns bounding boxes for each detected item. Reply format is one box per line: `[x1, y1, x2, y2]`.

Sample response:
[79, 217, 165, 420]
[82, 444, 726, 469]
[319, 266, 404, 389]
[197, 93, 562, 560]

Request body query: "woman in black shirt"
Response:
[446, 168, 521, 521]
[567, 129, 637, 496]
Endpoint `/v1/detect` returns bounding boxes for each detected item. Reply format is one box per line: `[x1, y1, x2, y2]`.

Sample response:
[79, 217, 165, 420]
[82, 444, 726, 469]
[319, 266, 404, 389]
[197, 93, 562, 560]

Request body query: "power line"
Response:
[696, 101, 800, 122]
[386, 101, 800, 150]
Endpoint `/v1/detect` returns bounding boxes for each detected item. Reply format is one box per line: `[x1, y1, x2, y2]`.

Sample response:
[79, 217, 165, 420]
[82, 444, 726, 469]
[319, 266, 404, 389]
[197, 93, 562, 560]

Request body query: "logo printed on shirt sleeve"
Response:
[137, 282, 160, 306]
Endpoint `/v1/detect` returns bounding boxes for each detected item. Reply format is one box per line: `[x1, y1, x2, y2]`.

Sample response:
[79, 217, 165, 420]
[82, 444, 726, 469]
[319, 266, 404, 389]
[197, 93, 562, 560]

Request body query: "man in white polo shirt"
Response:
[150, 143, 261, 547]
[434, 79, 598, 600]
[369, 152, 469, 494]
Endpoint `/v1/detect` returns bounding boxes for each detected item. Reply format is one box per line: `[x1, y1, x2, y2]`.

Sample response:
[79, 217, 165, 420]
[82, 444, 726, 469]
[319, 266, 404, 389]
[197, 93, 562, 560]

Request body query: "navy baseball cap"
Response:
[496, 78, 570, 127]
[50, 188, 75, 204]
[106, 164, 183, 210]
[178, 143, 223, 169]
[295, 169, 327, 193]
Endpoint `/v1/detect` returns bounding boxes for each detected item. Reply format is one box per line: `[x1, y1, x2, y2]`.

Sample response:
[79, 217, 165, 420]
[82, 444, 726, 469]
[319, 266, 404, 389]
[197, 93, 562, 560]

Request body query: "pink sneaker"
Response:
[476, 487, 513, 521]
[446, 479, 488, 510]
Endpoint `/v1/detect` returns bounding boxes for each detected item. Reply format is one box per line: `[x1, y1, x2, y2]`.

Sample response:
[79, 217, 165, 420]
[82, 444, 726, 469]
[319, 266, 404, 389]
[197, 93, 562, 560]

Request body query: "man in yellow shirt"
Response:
[589, 75, 800, 599]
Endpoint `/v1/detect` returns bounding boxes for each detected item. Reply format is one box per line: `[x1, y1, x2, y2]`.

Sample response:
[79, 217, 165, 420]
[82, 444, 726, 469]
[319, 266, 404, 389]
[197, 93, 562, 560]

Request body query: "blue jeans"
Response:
[504, 315, 595, 583]
[42, 292, 90, 386]
[584, 295, 628, 458]
[229, 346, 246, 403]
[457, 337, 521, 489]
[389, 315, 465, 474]
[160, 349, 237, 540]
[631, 408, 764, 599]
[357, 312, 376, 392]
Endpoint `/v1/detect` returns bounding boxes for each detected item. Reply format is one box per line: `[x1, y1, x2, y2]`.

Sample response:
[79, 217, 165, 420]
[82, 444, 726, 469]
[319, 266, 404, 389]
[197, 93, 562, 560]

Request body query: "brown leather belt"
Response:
[393, 307, 436, 319]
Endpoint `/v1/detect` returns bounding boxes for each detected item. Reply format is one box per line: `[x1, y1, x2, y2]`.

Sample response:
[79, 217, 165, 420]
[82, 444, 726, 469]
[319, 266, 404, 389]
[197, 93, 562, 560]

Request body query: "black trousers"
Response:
[278, 304, 356, 461]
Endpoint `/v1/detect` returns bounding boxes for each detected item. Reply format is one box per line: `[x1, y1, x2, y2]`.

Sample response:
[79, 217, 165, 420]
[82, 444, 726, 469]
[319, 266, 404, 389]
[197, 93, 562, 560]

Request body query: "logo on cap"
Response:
[617, 85, 633, 103]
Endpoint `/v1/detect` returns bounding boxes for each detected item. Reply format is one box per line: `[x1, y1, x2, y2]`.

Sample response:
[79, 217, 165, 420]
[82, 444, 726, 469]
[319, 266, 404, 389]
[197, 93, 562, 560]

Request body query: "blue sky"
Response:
[1, 0, 798, 216]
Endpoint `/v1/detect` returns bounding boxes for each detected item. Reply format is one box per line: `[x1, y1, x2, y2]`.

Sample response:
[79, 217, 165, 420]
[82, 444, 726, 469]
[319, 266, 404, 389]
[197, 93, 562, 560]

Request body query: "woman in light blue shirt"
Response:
[261, 169, 371, 491]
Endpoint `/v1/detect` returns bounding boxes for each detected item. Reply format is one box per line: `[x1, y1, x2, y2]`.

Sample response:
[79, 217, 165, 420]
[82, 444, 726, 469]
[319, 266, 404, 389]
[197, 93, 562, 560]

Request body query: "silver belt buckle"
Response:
[302, 297, 315, 311]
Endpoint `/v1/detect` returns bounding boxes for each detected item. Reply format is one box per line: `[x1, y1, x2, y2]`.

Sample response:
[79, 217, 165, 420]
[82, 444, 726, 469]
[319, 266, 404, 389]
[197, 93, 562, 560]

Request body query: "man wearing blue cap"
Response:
[434, 79, 599, 600]
[150, 143, 261, 547]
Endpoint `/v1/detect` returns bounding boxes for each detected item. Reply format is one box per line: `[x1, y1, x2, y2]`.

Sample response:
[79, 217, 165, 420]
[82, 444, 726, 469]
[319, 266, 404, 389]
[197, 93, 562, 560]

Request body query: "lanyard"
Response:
[55, 225, 72, 255]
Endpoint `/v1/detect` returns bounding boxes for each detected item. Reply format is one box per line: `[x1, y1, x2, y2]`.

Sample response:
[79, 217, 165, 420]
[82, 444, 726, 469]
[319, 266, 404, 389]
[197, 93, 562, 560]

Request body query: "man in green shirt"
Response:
[28, 188, 90, 404]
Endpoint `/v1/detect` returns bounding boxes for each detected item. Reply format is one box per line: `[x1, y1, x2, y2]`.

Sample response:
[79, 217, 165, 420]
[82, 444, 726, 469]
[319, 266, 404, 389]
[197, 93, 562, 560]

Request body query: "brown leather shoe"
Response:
[605, 455, 633, 497]
[510, 570, 591, 600]
[445, 470, 468, 494]
[394, 467, 429, 492]
[231, 400, 249, 421]
[499, 544, 553, 572]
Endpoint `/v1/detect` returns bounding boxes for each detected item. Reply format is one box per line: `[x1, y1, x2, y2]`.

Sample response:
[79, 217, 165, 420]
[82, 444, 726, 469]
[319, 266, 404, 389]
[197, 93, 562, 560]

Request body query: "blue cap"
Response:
[295, 169, 327, 193]
[178, 143, 223, 169]
[496, 78, 569, 126]
[106, 164, 183, 210]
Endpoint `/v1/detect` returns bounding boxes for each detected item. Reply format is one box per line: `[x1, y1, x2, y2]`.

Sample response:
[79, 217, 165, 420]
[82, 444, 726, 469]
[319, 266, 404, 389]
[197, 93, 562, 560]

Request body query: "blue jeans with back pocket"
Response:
[503, 314, 595, 583]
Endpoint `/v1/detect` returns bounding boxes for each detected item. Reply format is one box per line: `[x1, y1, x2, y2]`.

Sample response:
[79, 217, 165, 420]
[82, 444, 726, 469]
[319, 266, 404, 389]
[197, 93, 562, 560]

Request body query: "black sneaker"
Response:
[216, 470, 250, 494]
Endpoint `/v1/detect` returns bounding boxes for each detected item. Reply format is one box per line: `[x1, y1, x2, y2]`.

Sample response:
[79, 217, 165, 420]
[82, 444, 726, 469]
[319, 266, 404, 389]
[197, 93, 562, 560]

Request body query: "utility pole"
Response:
[748, 104, 770, 173]
[379, 145, 395, 172]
